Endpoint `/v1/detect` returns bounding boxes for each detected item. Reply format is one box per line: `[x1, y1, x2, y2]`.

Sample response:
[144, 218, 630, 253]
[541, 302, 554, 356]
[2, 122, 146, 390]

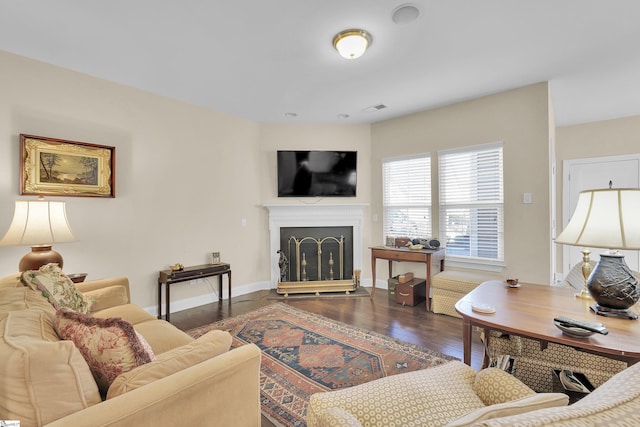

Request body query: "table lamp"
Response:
[554, 185, 640, 319]
[0, 197, 77, 271]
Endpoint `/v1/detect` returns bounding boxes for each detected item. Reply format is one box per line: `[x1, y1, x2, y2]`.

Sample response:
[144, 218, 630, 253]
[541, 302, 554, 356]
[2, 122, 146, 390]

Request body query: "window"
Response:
[439, 142, 504, 262]
[382, 154, 431, 240]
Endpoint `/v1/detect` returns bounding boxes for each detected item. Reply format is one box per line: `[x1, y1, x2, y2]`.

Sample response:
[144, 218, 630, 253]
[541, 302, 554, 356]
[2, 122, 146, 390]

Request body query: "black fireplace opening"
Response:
[279, 226, 353, 282]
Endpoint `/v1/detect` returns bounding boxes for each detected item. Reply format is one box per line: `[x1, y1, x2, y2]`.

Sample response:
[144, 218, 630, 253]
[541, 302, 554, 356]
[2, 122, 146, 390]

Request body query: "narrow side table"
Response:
[370, 246, 445, 311]
[157, 263, 231, 322]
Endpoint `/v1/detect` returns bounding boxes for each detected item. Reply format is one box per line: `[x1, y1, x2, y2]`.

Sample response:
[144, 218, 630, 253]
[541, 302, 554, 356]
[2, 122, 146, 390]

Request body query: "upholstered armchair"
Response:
[307, 361, 568, 427]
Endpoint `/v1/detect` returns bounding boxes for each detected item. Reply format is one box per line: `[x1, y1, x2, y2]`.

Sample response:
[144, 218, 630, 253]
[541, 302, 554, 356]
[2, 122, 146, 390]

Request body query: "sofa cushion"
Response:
[0, 286, 57, 317]
[83, 285, 129, 312]
[21, 263, 94, 314]
[0, 272, 21, 289]
[444, 393, 568, 427]
[106, 329, 232, 398]
[54, 309, 156, 394]
[132, 319, 194, 355]
[473, 367, 535, 405]
[0, 309, 101, 426]
[93, 303, 157, 325]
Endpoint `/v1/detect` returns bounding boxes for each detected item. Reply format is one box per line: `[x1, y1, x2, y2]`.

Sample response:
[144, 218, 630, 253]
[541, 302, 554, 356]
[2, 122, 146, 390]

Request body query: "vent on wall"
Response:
[363, 104, 387, 113]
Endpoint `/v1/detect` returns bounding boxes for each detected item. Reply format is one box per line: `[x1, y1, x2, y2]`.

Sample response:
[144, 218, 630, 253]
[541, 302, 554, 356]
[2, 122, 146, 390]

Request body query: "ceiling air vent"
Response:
[363, 104, 387, 113]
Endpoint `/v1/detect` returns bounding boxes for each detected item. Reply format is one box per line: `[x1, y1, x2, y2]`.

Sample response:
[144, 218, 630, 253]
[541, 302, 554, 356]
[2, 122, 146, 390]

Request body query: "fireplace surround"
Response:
[265, 204, 366, 292]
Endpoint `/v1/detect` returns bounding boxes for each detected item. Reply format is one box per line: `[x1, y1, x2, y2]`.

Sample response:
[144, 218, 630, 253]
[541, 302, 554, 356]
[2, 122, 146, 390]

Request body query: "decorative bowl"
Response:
[553, 320, 595, 338]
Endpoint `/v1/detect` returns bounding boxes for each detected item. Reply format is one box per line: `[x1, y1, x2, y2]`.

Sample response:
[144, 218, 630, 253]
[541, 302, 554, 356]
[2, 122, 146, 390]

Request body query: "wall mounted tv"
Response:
[277, 150, 357, 197]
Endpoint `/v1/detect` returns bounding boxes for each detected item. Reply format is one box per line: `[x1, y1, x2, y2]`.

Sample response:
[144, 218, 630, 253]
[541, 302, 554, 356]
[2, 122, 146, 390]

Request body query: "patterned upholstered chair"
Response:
[307, 361, 568, 427]
[308, 358, 640, 426]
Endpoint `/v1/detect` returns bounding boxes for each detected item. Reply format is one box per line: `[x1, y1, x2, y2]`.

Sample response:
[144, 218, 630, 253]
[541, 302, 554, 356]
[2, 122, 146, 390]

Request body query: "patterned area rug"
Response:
[186, 302, 456, 427]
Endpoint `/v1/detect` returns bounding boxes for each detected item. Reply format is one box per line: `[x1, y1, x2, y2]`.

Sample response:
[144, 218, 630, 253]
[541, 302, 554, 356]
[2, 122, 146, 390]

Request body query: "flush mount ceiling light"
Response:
[332, 29, 372, 59]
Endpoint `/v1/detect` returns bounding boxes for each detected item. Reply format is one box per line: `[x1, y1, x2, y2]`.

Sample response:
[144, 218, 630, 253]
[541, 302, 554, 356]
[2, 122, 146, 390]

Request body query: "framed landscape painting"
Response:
[20, 134, 115, 198]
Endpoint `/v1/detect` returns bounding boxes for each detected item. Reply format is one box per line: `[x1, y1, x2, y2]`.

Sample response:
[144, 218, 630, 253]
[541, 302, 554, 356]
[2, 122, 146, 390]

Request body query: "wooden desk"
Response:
[370, 246, 445, 311]
[455, 280, 640, 367]
[158, 263, 231, 322]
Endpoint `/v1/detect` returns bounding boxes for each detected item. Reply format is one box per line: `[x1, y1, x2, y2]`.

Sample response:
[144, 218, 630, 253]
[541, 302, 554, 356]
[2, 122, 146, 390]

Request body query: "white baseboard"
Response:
[144, 280, 272, 317]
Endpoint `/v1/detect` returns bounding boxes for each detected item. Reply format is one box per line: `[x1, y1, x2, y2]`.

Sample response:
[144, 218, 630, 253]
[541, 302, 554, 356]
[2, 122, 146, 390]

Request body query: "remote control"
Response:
[554, 316, 609, 335]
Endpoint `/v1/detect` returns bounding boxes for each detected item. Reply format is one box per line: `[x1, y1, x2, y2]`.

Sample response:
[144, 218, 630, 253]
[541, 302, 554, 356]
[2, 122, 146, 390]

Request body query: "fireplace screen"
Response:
[277, 226, 356, 295]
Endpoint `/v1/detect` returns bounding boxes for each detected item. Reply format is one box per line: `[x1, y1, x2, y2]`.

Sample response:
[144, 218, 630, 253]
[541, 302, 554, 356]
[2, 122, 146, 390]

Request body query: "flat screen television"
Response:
[277, 150, 357, 197]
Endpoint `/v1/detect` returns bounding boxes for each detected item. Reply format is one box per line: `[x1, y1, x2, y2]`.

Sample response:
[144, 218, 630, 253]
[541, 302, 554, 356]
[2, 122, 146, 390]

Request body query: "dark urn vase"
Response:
[588, 252, 640, 319]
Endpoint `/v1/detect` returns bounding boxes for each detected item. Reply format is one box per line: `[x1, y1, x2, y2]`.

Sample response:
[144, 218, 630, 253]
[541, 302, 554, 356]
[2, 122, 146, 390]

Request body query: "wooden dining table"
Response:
[455, 280, 640, 367]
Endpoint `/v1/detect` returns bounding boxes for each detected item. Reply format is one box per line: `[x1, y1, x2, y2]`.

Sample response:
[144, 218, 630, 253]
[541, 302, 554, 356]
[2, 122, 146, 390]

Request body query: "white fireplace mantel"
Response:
[265, 204, 367, 287]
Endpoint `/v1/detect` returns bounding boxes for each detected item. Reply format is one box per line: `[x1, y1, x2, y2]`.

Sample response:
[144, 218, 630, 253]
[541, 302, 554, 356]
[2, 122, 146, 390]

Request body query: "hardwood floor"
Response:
[170, 287, 484, 369]
[169, 288, 485, 426]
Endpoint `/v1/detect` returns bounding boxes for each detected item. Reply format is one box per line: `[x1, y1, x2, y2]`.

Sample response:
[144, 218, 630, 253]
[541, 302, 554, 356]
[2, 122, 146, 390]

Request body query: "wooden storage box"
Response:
[396, 278, 426, 306]
[398, 272, 414, 283]
[394, 237, 411, 248]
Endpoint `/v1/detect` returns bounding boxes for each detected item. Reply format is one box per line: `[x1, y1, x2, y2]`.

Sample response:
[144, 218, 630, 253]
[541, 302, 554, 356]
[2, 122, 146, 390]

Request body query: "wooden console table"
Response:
[455, 280, 640, 367]
[158, 263, 231, 322]
[370, 246, 445, 311]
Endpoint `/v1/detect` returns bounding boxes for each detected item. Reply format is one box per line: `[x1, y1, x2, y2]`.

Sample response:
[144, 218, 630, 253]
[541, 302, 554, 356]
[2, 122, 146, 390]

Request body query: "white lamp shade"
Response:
[555, 188, 640, 250]
[333, 30, 371, 59]
[0, 199, 76, 246]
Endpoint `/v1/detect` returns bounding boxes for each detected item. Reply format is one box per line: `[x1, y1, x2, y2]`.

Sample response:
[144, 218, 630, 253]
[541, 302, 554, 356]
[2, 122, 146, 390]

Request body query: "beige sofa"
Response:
[0, 273, 261, 427]
[307, 357, 640, 426]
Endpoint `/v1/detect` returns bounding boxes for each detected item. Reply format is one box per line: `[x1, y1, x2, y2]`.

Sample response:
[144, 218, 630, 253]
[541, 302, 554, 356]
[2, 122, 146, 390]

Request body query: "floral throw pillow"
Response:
[21, 263, 94, 313]
[54, 308, 156, 395]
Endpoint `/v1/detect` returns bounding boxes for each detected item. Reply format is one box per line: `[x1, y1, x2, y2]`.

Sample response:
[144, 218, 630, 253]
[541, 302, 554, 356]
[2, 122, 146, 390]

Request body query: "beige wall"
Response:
[2, 48, 638, 312]
[556, 115, 640, 183]
[555, 115, 640, 271]
[0, 50, 373, 312]
[0, 51, 265, 311]
[371, 83, 553, 284]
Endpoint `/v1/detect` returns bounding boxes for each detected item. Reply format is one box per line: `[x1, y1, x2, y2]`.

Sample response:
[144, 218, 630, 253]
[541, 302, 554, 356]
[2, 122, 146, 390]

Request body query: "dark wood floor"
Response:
[169, 288, 484, 426]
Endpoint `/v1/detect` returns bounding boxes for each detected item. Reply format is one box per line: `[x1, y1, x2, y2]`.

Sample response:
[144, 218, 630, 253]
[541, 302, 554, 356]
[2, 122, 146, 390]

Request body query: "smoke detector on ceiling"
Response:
[392, 4, 420, 25]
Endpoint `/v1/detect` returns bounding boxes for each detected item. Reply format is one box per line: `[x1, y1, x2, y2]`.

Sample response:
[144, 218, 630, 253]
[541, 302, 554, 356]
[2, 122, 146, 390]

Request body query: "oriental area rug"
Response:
[186, 302, 456, 427]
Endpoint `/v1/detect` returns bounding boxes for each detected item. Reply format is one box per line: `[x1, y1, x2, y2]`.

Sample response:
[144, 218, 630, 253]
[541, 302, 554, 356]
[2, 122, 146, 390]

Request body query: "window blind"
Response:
[438, 143, 504, 260]
[382, 154, 431, 240]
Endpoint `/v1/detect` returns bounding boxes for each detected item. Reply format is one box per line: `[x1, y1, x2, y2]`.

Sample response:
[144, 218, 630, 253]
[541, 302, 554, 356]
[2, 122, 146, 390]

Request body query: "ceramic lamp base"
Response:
[19, 245, 64, 272]
[587, 252, 640, 320]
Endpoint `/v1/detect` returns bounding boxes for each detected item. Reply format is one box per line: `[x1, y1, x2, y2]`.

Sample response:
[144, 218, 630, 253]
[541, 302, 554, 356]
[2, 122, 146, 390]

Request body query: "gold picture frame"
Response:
[20, 134, 115, 198]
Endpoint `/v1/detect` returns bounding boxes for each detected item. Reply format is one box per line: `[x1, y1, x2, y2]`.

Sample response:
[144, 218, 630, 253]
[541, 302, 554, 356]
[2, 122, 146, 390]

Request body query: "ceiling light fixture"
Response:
[333, 29, 372, 59]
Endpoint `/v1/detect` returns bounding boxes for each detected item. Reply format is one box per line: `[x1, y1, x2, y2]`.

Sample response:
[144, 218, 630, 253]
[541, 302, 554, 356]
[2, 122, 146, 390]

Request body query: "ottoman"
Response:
[432, 270, 501, 317]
